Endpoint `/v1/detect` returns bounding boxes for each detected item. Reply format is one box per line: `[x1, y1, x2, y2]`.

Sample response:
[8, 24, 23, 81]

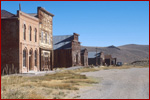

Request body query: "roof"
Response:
[53, 35, 74, 50]
[88, 52, 100, 58]
[1, 10, 16, 18]
[28, 13, 38, 17]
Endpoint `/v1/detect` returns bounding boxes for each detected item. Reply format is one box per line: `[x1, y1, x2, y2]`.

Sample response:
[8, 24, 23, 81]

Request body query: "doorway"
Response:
[41, 51, 50, 71]
[29, 49, 34, 71]
[76, 54, 78, 65]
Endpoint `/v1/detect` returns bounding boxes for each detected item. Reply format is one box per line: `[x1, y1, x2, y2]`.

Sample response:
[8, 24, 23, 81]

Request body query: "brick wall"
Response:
[1, 18, 19, 74]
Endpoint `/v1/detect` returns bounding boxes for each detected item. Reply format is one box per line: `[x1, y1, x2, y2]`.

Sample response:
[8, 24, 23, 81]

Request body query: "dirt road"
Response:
[77, 68, 149, 99]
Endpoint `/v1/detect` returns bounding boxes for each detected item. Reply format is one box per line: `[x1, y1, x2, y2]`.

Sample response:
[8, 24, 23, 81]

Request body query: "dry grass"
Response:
[1, 65, 148, 99]
[1, 70, 98, 99]
[73, 67, 100, 73]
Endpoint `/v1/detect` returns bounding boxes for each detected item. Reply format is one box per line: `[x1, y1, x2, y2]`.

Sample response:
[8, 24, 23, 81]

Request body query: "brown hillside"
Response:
[81, 44, 149, 64]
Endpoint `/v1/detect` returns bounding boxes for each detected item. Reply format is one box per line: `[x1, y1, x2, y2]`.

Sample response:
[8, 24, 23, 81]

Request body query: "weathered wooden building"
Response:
[105, 55, 117, 66]
[81, 48, 88, 66]
[88, 52, 101, 66]
[53, 33, 81, 68]
[88, 52, 116, 66]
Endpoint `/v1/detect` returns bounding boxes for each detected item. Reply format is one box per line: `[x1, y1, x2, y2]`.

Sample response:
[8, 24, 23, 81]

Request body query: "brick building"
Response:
[1, 7, 54, 74]
[1, 10, 40, 73]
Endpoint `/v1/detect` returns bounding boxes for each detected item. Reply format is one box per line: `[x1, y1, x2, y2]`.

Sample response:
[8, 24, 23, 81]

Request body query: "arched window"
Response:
[23, 24, 26, 40]
[23, 49, 26, 67]
[35, 50, 37, 67]
[41, 31, 43, 43]
[45, 33, 47, 43]
[35, 28, 37, 42]
[29, 26, 32, 41]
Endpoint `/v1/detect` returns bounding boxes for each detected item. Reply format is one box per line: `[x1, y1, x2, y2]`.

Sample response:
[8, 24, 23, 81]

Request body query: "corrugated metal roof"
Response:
[53, 35, 74, 50]
[88, 52, 100, 58]
[1, 10, 15, 18]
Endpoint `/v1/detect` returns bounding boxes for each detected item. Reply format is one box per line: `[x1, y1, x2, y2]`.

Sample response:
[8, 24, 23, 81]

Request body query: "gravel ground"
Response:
[77, 68, 149, 99]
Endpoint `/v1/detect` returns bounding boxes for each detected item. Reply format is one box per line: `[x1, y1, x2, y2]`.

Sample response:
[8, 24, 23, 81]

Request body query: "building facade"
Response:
[37, 7, 54, 71]
[19, 11, 40, 73]
[1, 10, 40, 74]
[53, 33, 81, 68]
[1, 7, 54, 74]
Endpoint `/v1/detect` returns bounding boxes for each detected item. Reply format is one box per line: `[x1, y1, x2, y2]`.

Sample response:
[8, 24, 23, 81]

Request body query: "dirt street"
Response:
[77, 68, 149, 99]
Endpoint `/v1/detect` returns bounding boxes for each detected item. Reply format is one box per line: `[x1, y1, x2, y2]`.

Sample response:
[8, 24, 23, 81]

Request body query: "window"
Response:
[23, 24, 26, 40]
[41, 31, 43, 43]
[45, 33, 47, 43]
[35, 50, 37, 67]
[29, 26, 32, 41]
[49, 34, 51, 45]
[23, 49, 26, 67]
[35, 28, 37, 42]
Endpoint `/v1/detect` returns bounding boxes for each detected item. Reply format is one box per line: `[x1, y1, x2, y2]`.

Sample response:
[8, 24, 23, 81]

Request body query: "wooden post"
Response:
[96, 47, 98, 66]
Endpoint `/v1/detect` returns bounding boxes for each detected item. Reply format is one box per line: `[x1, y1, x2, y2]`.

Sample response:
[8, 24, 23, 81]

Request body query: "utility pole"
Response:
[19, 3, 21, 11]
[96, 47, 98, 66]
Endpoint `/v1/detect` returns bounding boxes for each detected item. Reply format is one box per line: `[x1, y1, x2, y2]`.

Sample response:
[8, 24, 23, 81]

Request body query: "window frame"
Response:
[23, 24, 26, 40]
[35, 28, 37, 42]
[29, 26, 32, 41]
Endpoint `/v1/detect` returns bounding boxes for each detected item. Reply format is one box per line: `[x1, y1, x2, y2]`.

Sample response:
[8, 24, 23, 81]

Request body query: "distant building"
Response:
[88, 52, 116, 66]
[88, 52, 101, 66]
[104, 55, 117, 66]
[81, 48, 88, 66]
[53, 33, 82, 68]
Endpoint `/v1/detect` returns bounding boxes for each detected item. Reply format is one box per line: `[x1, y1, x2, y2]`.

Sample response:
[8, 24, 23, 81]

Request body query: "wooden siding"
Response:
[54, 49, 72, 68]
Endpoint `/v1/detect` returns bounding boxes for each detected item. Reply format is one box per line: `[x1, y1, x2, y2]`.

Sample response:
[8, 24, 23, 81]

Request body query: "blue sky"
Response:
[1, 1, 149, 47]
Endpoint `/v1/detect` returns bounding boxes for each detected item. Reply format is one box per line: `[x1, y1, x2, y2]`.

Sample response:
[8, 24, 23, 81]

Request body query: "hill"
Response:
[81, 44, 149, 64]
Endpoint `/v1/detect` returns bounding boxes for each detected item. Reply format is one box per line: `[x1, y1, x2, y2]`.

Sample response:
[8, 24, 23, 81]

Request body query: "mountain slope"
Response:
[81, 44, 149, 63]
